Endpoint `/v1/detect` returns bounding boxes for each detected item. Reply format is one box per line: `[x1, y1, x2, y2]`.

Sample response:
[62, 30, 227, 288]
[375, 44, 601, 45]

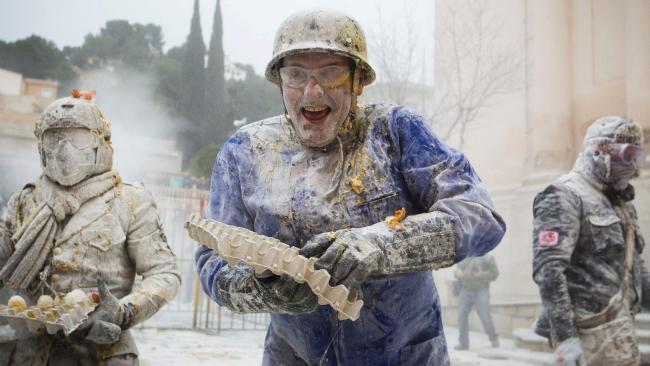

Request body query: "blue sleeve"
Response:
[194, 132, 255, 305]
[390, 107, 506, 260]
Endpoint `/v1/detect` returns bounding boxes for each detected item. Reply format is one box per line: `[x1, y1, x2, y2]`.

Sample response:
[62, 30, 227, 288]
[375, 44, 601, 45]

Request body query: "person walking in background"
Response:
[454, 254, 499, 350]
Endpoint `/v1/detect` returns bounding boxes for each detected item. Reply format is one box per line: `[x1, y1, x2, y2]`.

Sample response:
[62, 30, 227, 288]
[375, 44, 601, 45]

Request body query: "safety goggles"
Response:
[279, 65, 351, 89]
[607, 143, 646, 167]
[42, 128, 97, 152]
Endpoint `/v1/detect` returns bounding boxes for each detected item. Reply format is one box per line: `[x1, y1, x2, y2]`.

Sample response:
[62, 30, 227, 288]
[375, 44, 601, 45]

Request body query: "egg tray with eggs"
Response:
[0, 290, 98, 336]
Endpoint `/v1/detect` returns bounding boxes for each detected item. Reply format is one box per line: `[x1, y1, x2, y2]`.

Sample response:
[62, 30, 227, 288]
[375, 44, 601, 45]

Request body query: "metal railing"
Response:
[138, 185, 270, 332]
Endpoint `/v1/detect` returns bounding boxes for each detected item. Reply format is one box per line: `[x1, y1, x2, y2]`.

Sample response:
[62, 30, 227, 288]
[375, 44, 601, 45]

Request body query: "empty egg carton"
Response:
[0, 301, 97, 336]
[185, 213, 364, 321]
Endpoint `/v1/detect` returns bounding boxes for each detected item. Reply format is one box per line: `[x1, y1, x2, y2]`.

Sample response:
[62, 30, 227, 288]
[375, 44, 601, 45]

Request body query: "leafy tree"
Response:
[205, 0, 227, 147]
[188, 143, 220, 178]
[63, 20, 163, 71]
[0, 36, 77, 94]
[180, 0, 207, 165]
[225, 63, 283, 131]
[187, 64, 283, 178]
[0, 13, 283, 178]
[155, 45, 185, 114]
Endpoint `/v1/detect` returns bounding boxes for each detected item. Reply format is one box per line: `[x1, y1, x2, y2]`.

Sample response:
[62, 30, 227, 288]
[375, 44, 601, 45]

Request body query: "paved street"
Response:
[133, 326, 550, 366]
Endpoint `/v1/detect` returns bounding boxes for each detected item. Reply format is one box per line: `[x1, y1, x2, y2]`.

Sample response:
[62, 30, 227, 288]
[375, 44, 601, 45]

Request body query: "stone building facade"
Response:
[433, 0, 650, 325]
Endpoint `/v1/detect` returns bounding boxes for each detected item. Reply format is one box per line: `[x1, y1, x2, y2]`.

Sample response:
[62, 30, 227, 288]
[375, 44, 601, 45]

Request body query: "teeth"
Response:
[303, 106, 327, 112]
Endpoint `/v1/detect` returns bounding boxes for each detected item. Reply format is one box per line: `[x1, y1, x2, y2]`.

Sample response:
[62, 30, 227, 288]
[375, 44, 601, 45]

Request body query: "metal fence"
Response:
[138, 185, 270, 332]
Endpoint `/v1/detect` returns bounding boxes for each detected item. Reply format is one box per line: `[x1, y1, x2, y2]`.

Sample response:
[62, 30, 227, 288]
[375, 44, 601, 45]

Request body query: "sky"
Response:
[0, 0, 436, 83]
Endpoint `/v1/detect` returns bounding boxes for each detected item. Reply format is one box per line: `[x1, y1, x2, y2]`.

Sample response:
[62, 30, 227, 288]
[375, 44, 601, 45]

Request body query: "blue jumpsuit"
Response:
[195, 104, 505, 365]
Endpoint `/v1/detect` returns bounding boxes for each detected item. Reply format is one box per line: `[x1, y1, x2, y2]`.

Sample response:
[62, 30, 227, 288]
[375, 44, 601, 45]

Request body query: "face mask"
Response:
[610, 160, 638, 182]
[607, 143, 646, 188]
[43, 140, 97, 186]
[608, 143, 646, 168]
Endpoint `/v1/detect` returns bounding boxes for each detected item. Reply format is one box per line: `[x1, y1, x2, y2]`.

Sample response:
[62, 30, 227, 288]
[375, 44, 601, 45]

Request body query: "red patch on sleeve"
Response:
[538, 231, 559, 247]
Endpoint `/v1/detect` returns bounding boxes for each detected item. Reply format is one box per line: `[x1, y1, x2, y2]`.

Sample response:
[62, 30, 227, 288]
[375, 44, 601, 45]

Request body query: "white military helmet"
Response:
[35, 90, 113, 186]
[583, 116, 643, 148]
[265, 9, 376, 87]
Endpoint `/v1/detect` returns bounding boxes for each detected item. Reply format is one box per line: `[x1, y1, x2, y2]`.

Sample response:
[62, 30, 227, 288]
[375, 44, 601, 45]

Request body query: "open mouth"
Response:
[301, 105, 331, 123]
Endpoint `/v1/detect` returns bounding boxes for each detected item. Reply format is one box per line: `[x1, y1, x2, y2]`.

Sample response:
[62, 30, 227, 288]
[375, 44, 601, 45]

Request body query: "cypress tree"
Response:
[180, 0, 206, 165]
[205, 0, 227, 146]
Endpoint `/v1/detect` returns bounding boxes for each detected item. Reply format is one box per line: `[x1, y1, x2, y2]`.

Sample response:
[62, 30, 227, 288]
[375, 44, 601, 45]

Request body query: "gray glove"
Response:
[554, 337, 587, 366]
[299, 213, 458, 289]
[85, 320, 121, 345]
[216, 265, 318, 314]
[299, 230, 383, 289]
[76, 280, 133, 344]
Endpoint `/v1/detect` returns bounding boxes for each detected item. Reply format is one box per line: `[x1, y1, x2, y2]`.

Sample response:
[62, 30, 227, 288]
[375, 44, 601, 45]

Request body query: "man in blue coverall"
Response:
[195, 9, 506, 366]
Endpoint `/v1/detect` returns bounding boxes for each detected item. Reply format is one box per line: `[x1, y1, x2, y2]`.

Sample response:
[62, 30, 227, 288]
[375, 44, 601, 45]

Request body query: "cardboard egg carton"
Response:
[0, 301, 96, 335]
[185, 213, 363, 321]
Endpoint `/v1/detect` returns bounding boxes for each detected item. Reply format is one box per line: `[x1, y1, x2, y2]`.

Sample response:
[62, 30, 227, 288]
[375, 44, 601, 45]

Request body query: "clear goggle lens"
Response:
[42, 128, 96, 152]
[608, 143, 646, 167]
[279, 66, 351, 89]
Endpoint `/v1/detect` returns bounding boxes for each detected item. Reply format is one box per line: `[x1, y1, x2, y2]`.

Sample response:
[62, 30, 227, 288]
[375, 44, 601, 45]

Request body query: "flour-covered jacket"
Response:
[196, 104, 505, 365]
[0, 180, 180, 362]
[532, 171, 650, 342]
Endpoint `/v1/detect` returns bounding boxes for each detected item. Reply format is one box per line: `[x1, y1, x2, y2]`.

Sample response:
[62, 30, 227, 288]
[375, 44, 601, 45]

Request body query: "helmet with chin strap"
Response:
[265, 9, 375, 89]
[35, 90, 113, 186]
[266, 9, 376, 122]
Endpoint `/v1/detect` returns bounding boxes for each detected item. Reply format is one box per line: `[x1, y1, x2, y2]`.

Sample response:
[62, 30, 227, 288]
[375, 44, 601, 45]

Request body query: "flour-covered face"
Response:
[281, 53, 353, 148]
